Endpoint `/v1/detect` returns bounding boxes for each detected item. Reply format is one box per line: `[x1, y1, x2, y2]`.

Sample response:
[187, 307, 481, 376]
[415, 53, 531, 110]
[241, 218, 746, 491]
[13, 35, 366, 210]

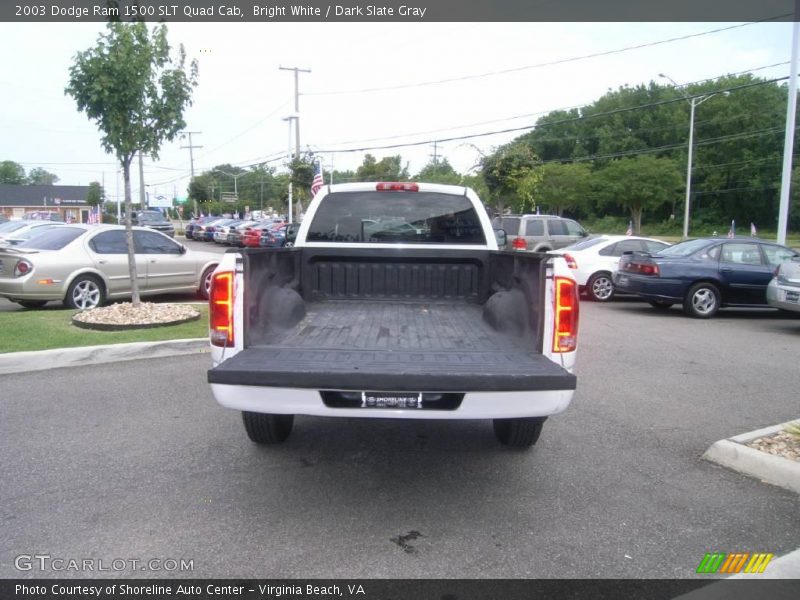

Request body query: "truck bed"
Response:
[208, 300, 576, 392]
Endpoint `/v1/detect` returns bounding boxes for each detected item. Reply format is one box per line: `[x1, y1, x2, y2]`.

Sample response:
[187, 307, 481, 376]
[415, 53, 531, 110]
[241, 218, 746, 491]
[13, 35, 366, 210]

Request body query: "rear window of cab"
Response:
[306, 191, 486, 245]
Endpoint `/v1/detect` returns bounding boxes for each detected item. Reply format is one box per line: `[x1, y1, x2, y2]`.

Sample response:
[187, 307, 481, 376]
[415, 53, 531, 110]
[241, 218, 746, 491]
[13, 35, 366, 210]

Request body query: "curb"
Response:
[702, 423, 800, 495]
[0, 338, 208, 376]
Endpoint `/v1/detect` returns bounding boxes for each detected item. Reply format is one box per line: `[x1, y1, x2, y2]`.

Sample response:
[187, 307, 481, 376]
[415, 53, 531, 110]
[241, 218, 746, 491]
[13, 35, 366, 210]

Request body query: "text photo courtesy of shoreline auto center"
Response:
[0, 1, 799, 599]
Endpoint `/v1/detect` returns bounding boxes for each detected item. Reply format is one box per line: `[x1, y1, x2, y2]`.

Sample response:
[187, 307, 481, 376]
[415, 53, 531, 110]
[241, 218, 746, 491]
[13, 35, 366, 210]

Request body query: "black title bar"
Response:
[3, 579, 800, 600]
[1, 0, 797, 23]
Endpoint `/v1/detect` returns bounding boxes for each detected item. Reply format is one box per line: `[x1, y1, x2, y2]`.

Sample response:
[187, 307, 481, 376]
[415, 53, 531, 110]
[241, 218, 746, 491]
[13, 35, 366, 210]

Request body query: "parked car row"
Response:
[184, 216, 295, 248]
[496, 212, 799, 319]
[612, 237, 799, 318]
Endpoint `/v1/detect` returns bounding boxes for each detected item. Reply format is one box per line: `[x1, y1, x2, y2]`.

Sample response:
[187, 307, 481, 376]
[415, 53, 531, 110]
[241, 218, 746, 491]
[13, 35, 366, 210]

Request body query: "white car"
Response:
[552, 235, 670, 301]
[0, 220, 62, 246]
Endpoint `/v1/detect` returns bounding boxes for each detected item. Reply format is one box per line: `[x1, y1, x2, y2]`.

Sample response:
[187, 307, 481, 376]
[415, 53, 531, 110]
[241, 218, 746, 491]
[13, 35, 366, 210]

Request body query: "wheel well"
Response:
[199, 263, 219, 288]
[590, 270, 613, 280]
[65, 271, 107, 297]
[688, 279, 724, 301]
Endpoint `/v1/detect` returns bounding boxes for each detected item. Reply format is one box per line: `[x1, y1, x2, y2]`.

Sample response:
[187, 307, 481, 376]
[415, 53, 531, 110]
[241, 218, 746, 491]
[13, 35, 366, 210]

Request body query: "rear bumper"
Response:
[210, 383, 574, 419]
[613, 273, 686, 302]
[767, 279, 800, 312]
[0, 276, 65, 301]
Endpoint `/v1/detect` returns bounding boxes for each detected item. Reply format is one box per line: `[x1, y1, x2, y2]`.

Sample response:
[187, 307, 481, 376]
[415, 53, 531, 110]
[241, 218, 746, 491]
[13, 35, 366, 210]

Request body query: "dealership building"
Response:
[0, 183, 92, 222]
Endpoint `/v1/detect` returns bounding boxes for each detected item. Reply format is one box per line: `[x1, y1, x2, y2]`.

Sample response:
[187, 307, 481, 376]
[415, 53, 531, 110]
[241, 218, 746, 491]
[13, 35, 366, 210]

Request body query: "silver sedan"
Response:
[0, 224, 220, 310]
[767, 256, 800, 313]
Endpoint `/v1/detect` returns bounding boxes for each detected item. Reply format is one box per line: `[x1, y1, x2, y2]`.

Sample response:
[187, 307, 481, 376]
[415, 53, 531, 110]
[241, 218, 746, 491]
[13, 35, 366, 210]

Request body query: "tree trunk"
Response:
[631, 206, 643, 236]
[122, 158, 141, 306]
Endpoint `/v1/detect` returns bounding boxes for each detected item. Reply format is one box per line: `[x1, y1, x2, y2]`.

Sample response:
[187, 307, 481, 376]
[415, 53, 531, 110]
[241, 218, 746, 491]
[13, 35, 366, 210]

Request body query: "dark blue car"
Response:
[613, 237, 798, 318]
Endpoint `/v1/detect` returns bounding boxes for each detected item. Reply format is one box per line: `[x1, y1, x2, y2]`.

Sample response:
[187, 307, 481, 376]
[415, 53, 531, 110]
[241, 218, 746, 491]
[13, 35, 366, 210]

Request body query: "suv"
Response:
[492, 215, 588, 252]
[129, 210, 175, 238]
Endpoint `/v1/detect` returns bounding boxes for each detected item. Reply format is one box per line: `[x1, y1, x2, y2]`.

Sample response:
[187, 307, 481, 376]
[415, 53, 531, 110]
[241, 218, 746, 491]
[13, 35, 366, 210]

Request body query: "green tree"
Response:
[287, 154, 318, 215]
[537, 162, 593, 217]
[595, 155, 682, 234]
[355, 154, 409, 181]
[481, 143, 542, 214]
[0, 160, 26, 184]
[86, 181, 105, 206]
[330, 168, 356, 184]
[66, 22, 197, 305]
[188, 174, 214, 205]
[415, 158, 461, 184]
[27, 167, 60, 185]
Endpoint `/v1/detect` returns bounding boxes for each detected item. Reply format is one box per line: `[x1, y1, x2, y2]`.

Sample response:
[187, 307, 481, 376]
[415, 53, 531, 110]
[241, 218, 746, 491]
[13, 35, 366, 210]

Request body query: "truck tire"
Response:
[242, 412, 294, 444]
[493, 417, 545, 448]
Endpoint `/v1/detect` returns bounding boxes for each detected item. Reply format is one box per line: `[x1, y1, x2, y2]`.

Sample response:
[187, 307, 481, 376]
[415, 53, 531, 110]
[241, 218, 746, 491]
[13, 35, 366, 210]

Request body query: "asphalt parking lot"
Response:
[1, 297, 798, 579]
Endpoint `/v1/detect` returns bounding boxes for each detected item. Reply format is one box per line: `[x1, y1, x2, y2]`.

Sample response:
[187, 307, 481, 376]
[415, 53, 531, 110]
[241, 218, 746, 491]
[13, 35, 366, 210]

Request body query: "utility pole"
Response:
[279, 66, 311, 159]
[430, 141, 439, 164]
[777, 0, 799, 245]
[180, 131, 203, 217]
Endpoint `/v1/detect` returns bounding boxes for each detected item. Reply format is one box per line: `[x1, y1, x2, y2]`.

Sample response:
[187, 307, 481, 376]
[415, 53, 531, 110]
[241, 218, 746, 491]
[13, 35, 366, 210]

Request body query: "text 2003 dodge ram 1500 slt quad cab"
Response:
[207, 182, 579, 448]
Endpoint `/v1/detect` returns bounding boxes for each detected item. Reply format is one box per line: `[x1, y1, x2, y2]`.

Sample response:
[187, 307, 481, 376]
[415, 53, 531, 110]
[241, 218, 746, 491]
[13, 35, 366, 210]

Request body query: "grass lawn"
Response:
[0, 304, 208, 354]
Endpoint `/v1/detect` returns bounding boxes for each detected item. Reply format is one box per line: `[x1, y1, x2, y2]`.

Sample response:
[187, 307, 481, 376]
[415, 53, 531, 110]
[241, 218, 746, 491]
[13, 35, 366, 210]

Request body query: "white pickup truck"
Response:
[207, 182, 579, 448]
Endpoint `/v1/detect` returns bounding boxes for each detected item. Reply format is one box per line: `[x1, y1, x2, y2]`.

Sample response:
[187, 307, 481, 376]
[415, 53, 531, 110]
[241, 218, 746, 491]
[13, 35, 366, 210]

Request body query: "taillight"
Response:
[563, 253, 578, 269]
[512, 237, 527, 250]
[14, 259, 33, 278]
[376, 182, 419, 192]
[553, 277, 579, 353]
[640, 263, 659, 276]
[209, 271, 234, 347]
[624, 260, 659, 276]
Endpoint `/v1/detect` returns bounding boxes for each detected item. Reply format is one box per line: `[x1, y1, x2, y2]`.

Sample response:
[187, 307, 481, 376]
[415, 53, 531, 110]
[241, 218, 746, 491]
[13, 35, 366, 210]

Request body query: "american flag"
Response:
[310, 160, 323, 198]
[750, 222, 757, 237]
[626, 220, 633, 236]
[727, 219, 735, 239]
[88, 204, 102, 224]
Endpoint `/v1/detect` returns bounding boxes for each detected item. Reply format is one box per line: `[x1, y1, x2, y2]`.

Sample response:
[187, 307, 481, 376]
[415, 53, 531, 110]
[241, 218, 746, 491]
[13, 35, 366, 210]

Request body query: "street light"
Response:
[283, 115, 297, 223]
[659, 73, 720, 239]
[212, 169, 245, 196]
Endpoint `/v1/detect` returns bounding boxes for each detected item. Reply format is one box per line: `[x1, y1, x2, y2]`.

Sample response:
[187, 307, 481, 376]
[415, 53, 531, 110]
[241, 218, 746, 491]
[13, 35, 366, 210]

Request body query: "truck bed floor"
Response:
[275, 301, 520, 352]
[209, 301, 576, 392]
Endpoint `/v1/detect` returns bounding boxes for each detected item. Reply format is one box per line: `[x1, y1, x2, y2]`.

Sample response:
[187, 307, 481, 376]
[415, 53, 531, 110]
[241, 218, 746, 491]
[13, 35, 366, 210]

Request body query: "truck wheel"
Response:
[493, 417, 545, 448]
[242, 412, 294, 444]
[587, 272, 614, 302]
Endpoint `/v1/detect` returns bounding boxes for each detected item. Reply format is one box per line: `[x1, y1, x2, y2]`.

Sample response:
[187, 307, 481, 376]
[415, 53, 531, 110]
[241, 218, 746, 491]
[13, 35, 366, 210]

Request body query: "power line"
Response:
[304, 19, 789, 97]
[312, 77, 791, 155]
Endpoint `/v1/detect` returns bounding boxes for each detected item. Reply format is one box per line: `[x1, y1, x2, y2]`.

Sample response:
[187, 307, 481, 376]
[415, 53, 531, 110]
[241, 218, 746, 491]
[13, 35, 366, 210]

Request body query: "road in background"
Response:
[1, 301, 798, 578]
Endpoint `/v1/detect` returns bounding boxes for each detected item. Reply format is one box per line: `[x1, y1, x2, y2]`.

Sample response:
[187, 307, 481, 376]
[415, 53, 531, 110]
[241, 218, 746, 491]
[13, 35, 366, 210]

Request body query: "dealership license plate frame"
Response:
[361, 391, 423, 409]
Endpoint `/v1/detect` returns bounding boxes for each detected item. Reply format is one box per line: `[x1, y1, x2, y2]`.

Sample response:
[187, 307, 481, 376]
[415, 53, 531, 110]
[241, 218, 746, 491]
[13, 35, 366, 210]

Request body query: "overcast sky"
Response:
[0, 20, 795, 204]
